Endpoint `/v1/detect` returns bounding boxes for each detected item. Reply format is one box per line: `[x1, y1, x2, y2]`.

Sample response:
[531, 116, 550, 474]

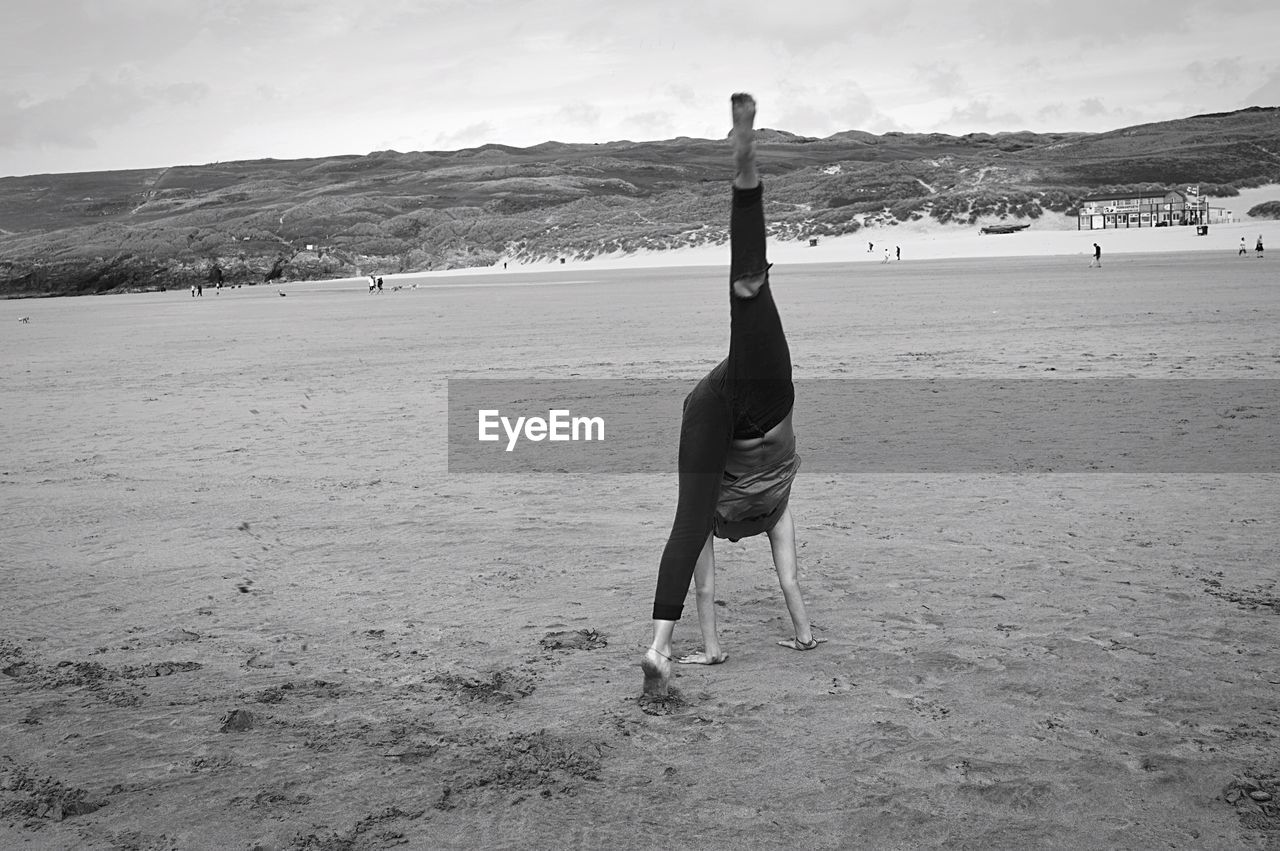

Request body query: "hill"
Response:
[2, 107, 1279, 297]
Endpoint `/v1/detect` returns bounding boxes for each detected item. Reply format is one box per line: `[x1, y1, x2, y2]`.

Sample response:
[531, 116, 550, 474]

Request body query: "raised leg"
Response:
[730, 93, 766, 299]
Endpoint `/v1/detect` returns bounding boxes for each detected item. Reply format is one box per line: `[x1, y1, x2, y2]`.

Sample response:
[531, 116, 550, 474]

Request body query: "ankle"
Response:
[731, 272, 767, 298]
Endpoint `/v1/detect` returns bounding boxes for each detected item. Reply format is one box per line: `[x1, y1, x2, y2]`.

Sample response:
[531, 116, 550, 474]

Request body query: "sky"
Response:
[3, 0, 1279, 177]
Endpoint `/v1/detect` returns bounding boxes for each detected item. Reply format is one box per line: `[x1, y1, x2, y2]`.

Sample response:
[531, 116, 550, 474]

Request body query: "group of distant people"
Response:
[867, 242, 902, 262]
[190, 265, 235, 296]
[190, 281, 243, 295]
[1086, 234, 1264, 268]
[368, 275, 384, 292]
[1239, 236, 1265, 258]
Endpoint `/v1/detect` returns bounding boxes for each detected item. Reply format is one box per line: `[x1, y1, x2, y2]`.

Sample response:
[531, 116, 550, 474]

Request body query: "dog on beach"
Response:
[18, 316, 30, 323]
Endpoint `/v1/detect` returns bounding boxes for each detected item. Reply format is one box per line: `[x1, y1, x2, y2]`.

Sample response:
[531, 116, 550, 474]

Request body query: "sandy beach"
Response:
[2, 244, 1279, 848]
[463, 185, 1280, 275]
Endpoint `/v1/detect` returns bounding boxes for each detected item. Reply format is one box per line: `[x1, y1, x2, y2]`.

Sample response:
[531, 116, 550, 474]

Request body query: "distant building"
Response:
[1076, 187, 1231, 230]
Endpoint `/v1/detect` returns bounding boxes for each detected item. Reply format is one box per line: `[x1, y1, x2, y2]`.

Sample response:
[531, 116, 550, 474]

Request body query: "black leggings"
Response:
[651, 183, 794, 621]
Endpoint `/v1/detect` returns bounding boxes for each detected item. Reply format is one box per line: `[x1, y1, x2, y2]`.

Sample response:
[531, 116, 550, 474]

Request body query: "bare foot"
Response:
[641, 647, 672, 696]
[676, 650, 728, 665]
[730, 93, 756, 150]
[777, 636, 827, 651]
[732, 272, 767, 299]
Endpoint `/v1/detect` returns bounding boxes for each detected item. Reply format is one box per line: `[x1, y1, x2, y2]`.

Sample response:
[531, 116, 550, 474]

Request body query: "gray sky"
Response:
[3, 0, 1279, 177]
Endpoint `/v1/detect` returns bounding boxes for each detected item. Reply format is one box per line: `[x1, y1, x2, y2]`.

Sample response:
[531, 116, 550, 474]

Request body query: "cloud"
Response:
[720, 1, 908, 50]
[916, 63, 966, 99]
[666, 84, 697, 107]
[773, 80, 885, 135]
[1186, 58, 1245, 88]
[973, 0, 1202, 44]
[8, 0, 1280, 175]
[4, 0, 212, 73]
[621, 110, 675, 137]
[1, 75, 213, 154]
[946, 100, 1024, 132]
[554, 102, 602, 128]
[0, 74, 189, 150]
[1079, 97, 1109, 118]
[156, 82, 211, 106]
[0, 90, 26, 148]
[1035, 103, 1066, 122]
[433, 121, 496, 149]
[564, 0, 890, 56]
[1242, 69, 1280, 105]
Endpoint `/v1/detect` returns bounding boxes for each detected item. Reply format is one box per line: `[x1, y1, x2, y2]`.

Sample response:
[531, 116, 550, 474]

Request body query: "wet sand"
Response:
[2, 253, 1278, 849]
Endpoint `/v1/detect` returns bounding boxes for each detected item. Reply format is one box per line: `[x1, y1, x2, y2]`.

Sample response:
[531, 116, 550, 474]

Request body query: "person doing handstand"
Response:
[641, 93, 824, 698]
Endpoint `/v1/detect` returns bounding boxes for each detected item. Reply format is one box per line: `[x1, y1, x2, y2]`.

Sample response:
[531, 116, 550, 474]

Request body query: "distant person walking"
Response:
[868, 242, 874, 253]
[895, 245, 901, 261]
[882, 247, 891, 264]
[1089, 243, 1102, 268]
[1257, 236, 1265, 259]
[1240, 238, 1248, 256]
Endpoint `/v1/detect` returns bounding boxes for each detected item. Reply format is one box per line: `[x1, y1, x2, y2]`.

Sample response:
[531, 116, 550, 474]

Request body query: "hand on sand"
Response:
[676, 650, 728, 665]
[777, 637, 827, 651]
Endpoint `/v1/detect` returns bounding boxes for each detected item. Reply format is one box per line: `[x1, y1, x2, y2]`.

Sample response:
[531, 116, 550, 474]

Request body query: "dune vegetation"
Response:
[1247, 200, 1280, 219]
[1, 107, 1278, 297]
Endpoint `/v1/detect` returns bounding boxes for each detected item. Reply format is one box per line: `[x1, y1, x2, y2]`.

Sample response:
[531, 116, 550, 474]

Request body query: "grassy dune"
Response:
[1, 107, 1278, 296]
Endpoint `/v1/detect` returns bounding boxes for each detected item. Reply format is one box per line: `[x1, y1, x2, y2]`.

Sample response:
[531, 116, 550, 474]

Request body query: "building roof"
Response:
[1080, 189, 1188, 202]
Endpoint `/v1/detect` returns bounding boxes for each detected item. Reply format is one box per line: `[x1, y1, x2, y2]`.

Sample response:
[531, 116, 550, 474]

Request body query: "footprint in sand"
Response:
[539, 628, 607, 651]
[888, 688, 951, 721]
[157, 628, 200, 644]
[637, 690, 684, 717]
[1224, 773, 1280, 834]
[219, 708, 255, 732]
[827, 675, 855, 695]
[430, 668, 536, 704]
[909, 696, 951, 721]
[0, 758, 106, 821]
[124, 661, 203, 678]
